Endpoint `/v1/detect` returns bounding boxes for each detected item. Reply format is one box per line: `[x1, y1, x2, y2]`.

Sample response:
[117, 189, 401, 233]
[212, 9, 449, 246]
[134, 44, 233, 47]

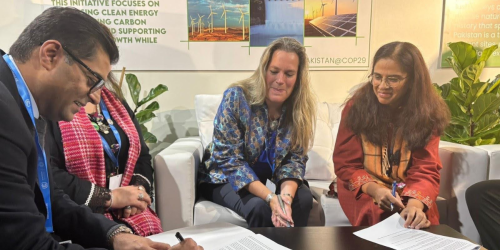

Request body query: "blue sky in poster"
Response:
[187, 0, 249, 28]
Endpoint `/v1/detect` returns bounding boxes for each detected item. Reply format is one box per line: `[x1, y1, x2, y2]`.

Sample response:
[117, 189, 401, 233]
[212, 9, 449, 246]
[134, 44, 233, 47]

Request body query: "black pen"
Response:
[175, 232, 185, 242]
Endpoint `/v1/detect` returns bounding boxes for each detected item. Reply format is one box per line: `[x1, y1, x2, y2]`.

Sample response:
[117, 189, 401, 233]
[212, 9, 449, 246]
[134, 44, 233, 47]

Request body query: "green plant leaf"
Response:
[448, 41, 477, 72]
[478, 44, 499, 63]
[475, 82, 489, 99]
[450, 116, 469, 127]
[433, 83, 442, 97]
[137, 84, 168, 107]
[446, 57, 463, 76]
[474, 114, 500, 134]
[126, 74, 141, 106]
[474, 138, 496, 146]
[444, 125, 469, 141]
[472, 93, 500, 122]
[486, 74, 500, 94]
[451, 91, 466, 105]
[458, 103, 468, 114]
[452, 77, 464, 92]
[474, 124, 500, 139]
[460, 61, 484, 87]
[143, 131, 158, 143]
[440, 83, 451, 99]
[144, 101, 160, 112]
[445, 98, 465, 117]
[136, 109, 156, 124]
[140, 124, 148, 135]
[465, 81, 489, 107]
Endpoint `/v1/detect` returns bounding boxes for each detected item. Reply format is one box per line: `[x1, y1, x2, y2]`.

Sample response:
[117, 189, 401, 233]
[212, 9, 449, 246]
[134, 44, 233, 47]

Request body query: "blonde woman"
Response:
[198, 37, 316, 227]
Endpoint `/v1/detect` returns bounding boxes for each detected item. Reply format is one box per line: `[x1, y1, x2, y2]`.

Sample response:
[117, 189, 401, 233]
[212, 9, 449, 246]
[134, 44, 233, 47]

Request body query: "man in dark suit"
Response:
[0, 7, 201, 250]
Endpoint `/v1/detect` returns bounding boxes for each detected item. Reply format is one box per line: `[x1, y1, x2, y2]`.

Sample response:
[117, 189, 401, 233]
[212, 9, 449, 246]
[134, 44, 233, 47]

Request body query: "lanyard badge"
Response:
[3, 54, 53, 233]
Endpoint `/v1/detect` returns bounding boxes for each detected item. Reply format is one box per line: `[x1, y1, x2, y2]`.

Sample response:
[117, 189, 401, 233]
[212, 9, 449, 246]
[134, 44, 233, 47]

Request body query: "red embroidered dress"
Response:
[333, 103, 441, 226]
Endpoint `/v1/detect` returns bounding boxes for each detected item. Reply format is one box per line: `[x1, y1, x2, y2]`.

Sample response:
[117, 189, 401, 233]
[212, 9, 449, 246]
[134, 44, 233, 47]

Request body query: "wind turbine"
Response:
[238, 7, 249, 40]
[208, 5, 217, 33]
[190, 15, 197, 36]
[197, 13, 205, 33]
[320, 0, 328, 16]
[331, 0, 355, 16]
[221, 3, 228, 33]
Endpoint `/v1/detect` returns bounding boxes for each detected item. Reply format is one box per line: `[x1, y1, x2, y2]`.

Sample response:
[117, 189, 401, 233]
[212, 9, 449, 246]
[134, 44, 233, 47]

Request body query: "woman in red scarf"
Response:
[46, 74, 162, 236]
[333, 42, 450, 229]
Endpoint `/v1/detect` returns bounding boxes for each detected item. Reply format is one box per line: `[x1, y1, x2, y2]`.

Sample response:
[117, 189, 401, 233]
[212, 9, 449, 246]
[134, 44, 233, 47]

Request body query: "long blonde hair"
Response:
[230, 37, 316, 153]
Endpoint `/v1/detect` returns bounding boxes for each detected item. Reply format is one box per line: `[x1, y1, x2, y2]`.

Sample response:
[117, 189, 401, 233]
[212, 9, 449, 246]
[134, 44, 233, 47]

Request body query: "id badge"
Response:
[109, 174, 123, 190]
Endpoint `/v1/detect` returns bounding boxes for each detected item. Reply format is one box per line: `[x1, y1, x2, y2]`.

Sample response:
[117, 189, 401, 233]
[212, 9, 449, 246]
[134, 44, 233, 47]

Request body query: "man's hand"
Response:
[170, 239, 204, 250]
[112, 233, 170, 250]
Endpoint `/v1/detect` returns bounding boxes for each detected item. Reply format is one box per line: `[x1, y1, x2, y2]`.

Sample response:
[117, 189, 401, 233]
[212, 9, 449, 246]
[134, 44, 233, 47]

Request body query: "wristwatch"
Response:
[265, 193, 275, 204]
[107, 225, 133, 246]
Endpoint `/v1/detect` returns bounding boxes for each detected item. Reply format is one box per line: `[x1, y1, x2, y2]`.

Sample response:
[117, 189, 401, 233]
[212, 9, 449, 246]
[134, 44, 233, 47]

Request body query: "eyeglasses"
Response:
[61, 46, 105, 95]
[369, 74, 407, 87]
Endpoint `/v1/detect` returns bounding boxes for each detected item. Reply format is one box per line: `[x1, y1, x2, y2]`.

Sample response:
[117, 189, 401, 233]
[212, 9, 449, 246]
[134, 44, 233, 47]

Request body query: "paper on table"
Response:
[147, 222, 290, 250]
[218, 234, 290, 250]
[354, 213, 480, 250]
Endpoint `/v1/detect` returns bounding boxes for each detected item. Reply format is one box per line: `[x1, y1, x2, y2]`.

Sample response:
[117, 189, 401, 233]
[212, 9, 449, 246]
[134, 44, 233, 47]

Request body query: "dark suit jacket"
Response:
[0, 50, 117, 249]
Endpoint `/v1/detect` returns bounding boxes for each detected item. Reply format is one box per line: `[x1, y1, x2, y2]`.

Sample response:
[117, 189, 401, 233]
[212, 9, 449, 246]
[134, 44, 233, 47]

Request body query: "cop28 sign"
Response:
[39, 0, 372, 70]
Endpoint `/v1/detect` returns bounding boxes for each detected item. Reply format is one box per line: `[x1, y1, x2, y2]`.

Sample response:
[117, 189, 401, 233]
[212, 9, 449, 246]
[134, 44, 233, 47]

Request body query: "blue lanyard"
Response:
[3, 54, 53, 233]
[99, 101, 121, 171]
[263, 131, 277, 173]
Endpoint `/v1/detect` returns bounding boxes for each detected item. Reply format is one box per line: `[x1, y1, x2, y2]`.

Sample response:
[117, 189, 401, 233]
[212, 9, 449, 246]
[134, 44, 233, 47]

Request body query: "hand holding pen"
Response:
[270, 194, 294, 227]
[172, 232, 204, 250]
[277, 195, 291, 227]
[390, 181, 397, 211]
[363, 182, 404, 212]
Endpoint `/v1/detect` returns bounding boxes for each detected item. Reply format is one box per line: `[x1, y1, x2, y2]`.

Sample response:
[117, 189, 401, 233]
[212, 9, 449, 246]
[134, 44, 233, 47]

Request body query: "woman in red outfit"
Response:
[333, 42, 450, 229]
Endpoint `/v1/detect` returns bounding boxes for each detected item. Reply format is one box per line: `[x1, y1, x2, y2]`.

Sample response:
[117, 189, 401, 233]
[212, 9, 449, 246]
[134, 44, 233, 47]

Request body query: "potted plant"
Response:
[434, 41, 500, 146]
[125, 73, 168, 143]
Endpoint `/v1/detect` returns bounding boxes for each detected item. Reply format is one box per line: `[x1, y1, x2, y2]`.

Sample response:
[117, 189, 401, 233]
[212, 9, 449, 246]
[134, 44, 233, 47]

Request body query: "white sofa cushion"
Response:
[304, 102, 342, 181]
[194, 198, 248, 228]
[194, 94, 341, 182]
[194, 94, 223, 150]
[475, 144, 500, 180]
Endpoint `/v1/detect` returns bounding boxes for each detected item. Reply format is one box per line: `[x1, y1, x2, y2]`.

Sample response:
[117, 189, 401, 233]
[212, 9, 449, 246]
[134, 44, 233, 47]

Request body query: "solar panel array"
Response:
[310, 14, 357, 37]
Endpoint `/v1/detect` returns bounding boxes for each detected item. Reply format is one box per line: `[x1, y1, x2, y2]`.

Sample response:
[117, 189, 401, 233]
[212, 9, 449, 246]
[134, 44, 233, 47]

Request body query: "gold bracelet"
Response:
[281, 193, 294, 200]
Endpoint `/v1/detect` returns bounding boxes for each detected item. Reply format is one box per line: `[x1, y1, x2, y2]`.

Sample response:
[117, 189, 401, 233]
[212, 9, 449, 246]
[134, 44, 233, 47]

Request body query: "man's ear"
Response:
[39, 40, 64, 70]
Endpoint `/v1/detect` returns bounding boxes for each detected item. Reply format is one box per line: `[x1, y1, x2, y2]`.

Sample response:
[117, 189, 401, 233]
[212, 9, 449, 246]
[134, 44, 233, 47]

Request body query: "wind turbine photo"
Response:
[221, 3, 228, 33]
[197, 13, 204, 33]
[187, 0, 250, 42]
[321, 0, 328, 16]
[238, 7, 249, 40]
[208, 5, 217, 33]
[190, 15, 197, 36]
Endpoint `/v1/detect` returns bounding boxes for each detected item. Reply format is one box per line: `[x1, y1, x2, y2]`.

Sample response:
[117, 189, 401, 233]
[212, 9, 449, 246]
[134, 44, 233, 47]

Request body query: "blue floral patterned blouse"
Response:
[198, 87, 308, 192]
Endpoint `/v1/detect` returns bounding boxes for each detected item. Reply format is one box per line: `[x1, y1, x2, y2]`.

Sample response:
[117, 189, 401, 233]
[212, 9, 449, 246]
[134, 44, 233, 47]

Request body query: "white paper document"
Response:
[354, 214, 480, 250]
[147, 222, 290, 250]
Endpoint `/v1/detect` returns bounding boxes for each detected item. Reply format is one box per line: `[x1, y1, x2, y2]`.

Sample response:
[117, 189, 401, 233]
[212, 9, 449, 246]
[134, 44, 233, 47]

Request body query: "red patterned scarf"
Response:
[59, 87, 162, 236]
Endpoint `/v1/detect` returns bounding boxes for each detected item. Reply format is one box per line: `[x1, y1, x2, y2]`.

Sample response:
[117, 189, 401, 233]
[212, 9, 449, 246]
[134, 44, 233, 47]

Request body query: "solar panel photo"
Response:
[309, 13, 357, 37]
